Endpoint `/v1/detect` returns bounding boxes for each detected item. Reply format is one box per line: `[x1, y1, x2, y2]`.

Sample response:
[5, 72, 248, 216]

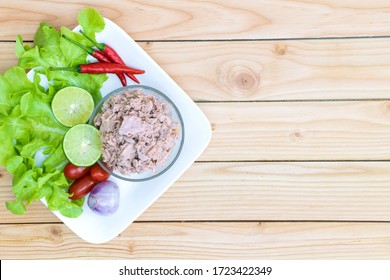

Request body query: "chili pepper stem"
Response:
[49, 66, 80, 72]
[62, 35, 93, 55]
[79, 30, 105, 51]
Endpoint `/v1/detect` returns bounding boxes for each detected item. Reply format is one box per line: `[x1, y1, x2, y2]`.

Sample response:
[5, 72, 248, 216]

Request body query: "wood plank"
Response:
[0, 43, 16, 74]
[0, 222, 389, 259]
[145, 39, 390, 101]
[200, 101, 390, 161]
[1, 1, 390, 40]
[2, 162, 390, 223]
[2, 39, 390, 101]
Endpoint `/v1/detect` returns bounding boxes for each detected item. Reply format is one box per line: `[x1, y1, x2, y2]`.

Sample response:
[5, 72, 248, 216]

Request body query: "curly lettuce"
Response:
[1, 8, 107, 218]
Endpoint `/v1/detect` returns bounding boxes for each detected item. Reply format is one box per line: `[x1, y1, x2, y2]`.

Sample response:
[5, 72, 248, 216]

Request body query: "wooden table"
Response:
[1, 0, 390, 259]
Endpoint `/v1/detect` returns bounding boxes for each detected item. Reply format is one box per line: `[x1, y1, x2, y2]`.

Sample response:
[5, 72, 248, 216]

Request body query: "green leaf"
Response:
[3, 8, 108, 218]
[0, 106, 32, 165]
[59, 200, 84, 218]
[35, 22, 67, 67]
[43, 143, 68, 173]
[20, 91, 51, 118]
[17, 45, 49, 69]
[78, 8, 105, 40]
[46, 185, 69, 211]
[12, 169, 36, 196]
[34, 23, 60, 49]
[5, 156, 23, 174]
[37, 184, 52, 199]
[19, 139, 46, 159]
[32, 72, 47, 98]
[15, 35, 26, 58]
[4, 66, 32, 90]
[60, 27, 93, 65]
[6, 199, 26, 215]
[0, 76, 12, 115]
[0, 121, 16, 165]
[0, 66, 34, 115]
[47, 70, 105, 104]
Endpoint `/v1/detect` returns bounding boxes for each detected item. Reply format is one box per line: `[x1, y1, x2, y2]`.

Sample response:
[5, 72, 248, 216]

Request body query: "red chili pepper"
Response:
[127, 73, 139, 84]
[50, 62, 145, 75]
[80, 30, 143, 84]
[93, 52, 127, 86]
[62, 35, 127, 86]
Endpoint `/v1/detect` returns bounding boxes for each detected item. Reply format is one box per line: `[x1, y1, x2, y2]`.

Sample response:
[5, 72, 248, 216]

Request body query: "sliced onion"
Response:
[87, 180, 120, 215]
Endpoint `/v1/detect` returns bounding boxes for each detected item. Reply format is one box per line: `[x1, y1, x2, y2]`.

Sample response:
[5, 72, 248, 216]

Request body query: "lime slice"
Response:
[52, 86, 94, 127]
[63, 124, 102, 167]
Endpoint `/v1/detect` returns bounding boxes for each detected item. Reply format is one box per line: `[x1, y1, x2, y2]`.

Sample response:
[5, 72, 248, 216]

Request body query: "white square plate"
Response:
[41, 18, 211, 243]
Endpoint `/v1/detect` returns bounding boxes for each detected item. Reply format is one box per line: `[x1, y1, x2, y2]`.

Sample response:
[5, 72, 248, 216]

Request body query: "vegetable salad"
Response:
[0, 8, 108, 218]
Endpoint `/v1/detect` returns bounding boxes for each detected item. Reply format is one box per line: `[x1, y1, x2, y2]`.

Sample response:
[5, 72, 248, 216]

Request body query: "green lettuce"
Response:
[77, 7, 105, 40]
[1, 8, 107, 218]
[1, 69, 78, 216]
[17, 10, 107, 104]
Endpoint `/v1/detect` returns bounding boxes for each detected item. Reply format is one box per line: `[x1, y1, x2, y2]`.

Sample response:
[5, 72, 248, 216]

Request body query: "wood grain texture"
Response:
[1, 0, 390, 40]
[145, 39, 390, 101]
[2, 38, 390, 101]
[1, 97, 390, 161]
[1, 222, 389, 259]
[2, 162, 390, 223]
[200, 101, 390, 161]
[2, 0, 390, 260]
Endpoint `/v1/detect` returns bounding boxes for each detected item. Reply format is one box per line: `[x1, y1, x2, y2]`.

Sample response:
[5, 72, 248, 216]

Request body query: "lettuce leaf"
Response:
[1, 8, 107, 218]
[0, 69, 80, 217]
[78, 7, 105, 40]
[0, 67, 34, 116]
[16, 7, 107, 103]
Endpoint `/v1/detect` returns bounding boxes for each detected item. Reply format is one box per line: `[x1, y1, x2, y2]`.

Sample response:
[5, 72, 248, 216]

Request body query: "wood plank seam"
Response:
[4, 35, 390, 43]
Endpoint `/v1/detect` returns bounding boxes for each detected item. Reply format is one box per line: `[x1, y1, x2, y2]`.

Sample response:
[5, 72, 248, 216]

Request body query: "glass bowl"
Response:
[89, 85, 185, 182]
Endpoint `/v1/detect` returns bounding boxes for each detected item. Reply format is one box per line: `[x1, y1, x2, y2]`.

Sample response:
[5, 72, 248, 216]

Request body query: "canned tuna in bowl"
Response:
[89, 85, 185, 182]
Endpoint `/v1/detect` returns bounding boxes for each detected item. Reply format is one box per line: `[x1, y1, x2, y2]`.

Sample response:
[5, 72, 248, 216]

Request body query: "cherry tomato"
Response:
[64, 162, 91, 180]
[68, 174, 97, 200]
[90, 163, 110, 182]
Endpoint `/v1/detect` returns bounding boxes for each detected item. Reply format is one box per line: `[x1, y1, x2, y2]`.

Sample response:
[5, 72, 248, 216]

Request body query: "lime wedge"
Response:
[52, 86, 94, 127]
[63, 124, 102, 167]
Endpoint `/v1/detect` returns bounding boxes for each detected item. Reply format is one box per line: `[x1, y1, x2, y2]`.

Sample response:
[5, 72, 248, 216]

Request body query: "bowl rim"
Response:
[89, 84, 185, 182]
